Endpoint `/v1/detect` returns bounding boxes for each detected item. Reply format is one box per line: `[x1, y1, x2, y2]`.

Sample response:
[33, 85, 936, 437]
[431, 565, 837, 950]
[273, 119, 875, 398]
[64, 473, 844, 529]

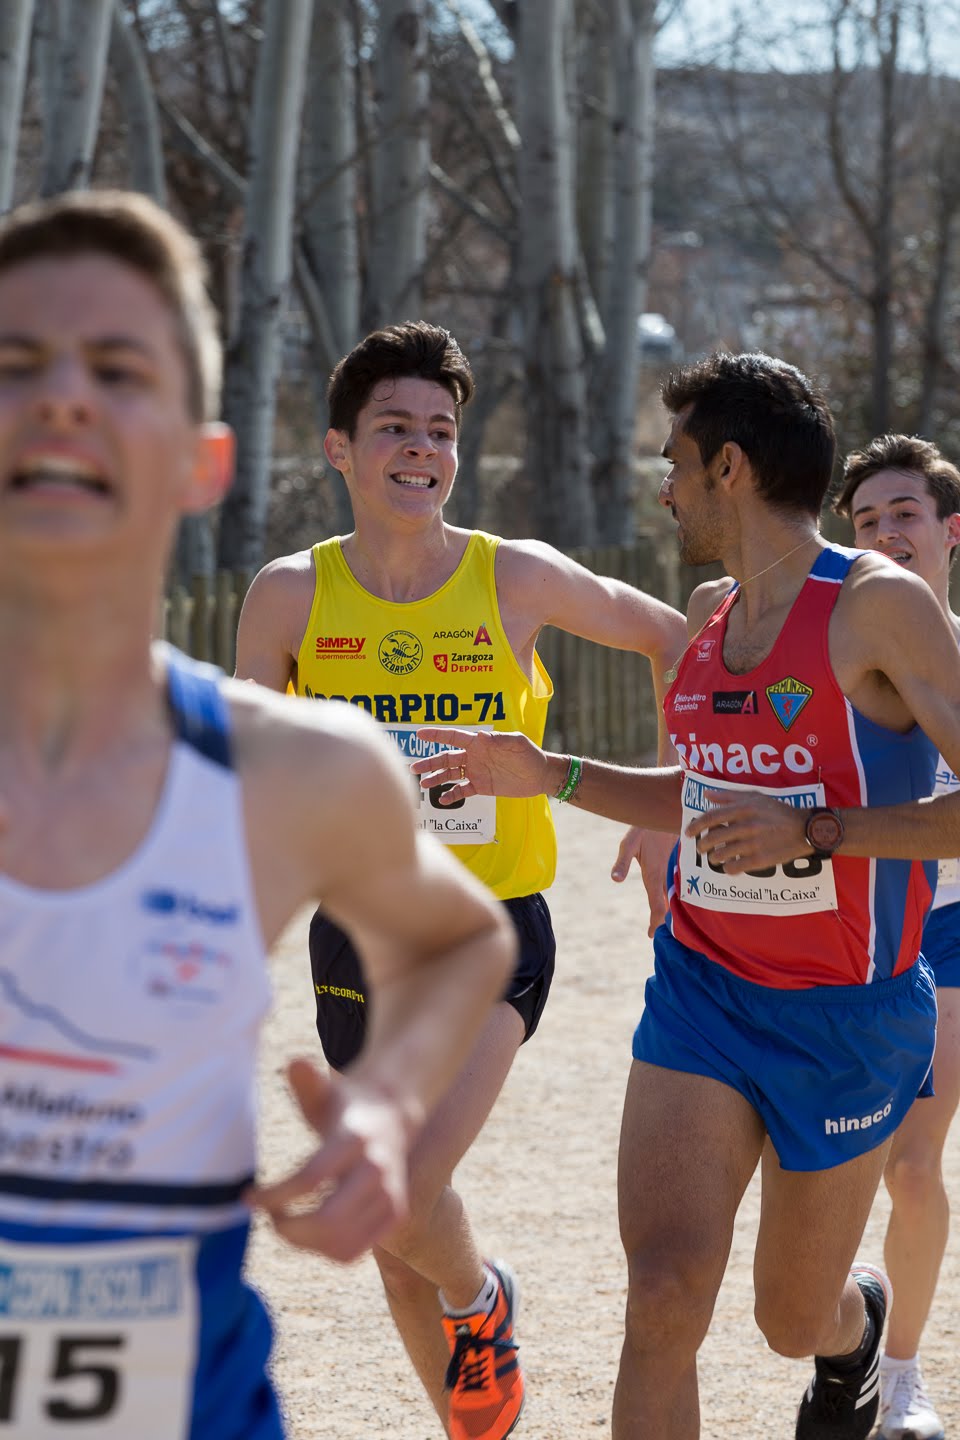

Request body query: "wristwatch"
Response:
[804, 807, 844, 860]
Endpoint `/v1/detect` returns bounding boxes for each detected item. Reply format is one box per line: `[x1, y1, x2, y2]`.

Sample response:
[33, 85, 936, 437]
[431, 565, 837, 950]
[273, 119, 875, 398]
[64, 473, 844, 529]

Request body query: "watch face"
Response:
[808, 811, 843, 851]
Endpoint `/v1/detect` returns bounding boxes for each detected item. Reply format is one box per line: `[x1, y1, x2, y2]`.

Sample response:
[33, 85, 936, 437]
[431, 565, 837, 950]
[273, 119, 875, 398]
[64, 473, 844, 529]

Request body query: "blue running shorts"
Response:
[633, 927, 937, 1171]
[922, 900, 960, 989]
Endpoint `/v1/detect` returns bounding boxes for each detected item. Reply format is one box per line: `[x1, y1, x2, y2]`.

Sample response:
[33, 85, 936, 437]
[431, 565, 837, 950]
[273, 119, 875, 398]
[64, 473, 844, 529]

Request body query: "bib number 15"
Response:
[0, 1333, 124, 1425]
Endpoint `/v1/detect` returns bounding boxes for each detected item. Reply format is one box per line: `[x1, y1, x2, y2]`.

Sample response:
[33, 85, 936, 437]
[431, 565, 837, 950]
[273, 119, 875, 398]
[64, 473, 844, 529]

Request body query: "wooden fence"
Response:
[163, 533, 713, 762]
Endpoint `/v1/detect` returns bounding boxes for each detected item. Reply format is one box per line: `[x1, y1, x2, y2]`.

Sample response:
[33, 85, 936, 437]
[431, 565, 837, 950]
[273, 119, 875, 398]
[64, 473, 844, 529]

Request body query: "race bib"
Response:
[0, 1235, 197, 1438]
[938, 858, 959, 886]
[678, 770, 838, 916]
[386, 723, 496, 845]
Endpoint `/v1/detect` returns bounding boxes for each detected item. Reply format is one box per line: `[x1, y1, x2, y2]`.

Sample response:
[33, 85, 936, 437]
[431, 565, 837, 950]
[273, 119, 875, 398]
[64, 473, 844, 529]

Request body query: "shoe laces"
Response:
[885, 1361, 934, 1419]
[444, 1322, 514, 1394]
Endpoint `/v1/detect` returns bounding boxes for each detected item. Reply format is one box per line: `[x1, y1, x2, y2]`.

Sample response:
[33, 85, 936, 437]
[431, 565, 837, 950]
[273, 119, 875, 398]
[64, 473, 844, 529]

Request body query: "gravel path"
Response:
[249, 803, 960, 1439]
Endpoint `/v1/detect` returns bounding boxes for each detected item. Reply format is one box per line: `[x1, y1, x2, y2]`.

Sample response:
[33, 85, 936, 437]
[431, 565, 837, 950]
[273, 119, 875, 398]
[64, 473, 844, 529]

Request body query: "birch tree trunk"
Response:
[34, 0, 65, 188]
[867, 0, 898, 436]
[577, 5, 614, 323]
[917, 115, 960, 435]
[111, 3, 196, 587]
[40, 0, 113, 195]
[0, 0, 34, 212]
[518, 0, 595, 546]
[217, 0, 315, 574]
[592, 0, 656, 543]
[299, 0, 359, 532]
[368, 0, 429, 324]
[109, 0, 167, 204]
[301, 0, 359, 369]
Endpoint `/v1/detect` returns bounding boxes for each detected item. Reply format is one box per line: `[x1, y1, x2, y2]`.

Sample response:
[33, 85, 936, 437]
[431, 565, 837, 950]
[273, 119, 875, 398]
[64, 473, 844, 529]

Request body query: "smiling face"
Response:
[0, 253, 230, 569]
[324, 375, 459, 531]
[850, 468, 960, 592]
[658, 407, 727, 565]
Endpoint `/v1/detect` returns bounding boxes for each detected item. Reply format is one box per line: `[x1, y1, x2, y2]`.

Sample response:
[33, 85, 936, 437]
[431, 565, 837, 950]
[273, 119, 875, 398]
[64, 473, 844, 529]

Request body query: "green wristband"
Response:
[556, 756, 583, 803]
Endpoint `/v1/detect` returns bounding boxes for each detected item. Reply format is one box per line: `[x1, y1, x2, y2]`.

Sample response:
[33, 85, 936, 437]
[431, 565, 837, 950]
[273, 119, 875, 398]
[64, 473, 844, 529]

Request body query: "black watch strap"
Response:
[804, 806, 844, 860]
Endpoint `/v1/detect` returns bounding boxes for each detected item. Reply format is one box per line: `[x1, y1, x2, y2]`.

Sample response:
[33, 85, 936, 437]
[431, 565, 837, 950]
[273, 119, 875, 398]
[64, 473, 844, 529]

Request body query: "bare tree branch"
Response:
[442, 0, 520, 152]
[429, 160, 513, 242]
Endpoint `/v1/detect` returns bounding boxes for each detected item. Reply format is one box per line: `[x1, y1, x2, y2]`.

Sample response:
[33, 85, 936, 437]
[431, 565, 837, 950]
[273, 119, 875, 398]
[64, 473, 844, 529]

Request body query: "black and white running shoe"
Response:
[795, 1264, 891, 1439]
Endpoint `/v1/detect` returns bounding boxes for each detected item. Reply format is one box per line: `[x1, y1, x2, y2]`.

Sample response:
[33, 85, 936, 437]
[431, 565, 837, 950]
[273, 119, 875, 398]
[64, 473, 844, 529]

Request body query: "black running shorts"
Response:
[308, 892, 557, 1071]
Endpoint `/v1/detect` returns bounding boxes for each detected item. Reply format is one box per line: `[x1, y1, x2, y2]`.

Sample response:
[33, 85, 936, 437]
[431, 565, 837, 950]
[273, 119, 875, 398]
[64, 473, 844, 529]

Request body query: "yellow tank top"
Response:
[295, 532, 556, 899]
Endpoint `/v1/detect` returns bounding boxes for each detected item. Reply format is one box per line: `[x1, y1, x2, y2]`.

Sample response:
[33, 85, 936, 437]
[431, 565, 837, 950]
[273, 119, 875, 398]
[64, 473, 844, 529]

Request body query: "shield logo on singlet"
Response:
[765, 676, 813, 730]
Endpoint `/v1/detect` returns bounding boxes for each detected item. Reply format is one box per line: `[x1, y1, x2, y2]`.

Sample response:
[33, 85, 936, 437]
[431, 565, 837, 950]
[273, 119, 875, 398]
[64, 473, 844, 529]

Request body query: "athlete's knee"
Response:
[754, 1288, 839, 1359]
[397, 1150, 458, 1225]
[884, 1144, 946, 1211]
[375, 1205, 434, 1264]
[374, 1245, 436, 1304]
[621, 1243, 720, 1356]
[376, 1182, 461, 1264]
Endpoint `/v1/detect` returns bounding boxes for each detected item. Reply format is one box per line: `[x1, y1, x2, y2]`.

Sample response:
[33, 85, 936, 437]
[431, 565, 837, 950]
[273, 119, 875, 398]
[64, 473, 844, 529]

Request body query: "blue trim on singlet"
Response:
[855, 708, 939, 979]
[164, 647, 233, 770]
[812, 543, 937, 981]
[808, 542, 864, 581]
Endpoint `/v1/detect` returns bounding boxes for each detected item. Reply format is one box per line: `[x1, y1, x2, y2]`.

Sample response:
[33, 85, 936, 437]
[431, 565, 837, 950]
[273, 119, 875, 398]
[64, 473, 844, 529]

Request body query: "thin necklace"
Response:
[737, 533, 817, 588]
[664, 534, 818, 684]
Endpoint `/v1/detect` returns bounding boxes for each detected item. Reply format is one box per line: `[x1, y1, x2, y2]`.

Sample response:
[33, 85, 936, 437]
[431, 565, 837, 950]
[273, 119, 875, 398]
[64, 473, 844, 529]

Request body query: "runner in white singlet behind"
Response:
[834, 434, 960, 1440]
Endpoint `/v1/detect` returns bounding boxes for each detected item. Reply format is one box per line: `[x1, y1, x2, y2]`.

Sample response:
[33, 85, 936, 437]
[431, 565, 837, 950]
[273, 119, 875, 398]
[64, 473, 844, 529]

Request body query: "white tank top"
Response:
[0, 649, 280, 1439]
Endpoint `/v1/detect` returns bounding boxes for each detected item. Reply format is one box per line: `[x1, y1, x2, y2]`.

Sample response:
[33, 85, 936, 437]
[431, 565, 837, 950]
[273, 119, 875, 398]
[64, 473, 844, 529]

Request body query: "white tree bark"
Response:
[300, 0, 359, 370]
[109, 0, 167, 204]
[518, 0, 595, 546]
[577, 3, 615, 322]
[369, 0, 429, 323]
[34, 0, 65, 190]
[917, 119, 960, 434]
[217, 0, 315, 574]
[298, 0, 359, 532]
[0, 0, 34, 212]
[593, 0, 656, 542]
[40, 0, 113, 194]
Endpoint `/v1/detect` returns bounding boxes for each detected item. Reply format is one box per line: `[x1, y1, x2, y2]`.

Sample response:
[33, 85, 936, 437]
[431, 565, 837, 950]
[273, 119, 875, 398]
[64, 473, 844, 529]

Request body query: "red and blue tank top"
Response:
[665, 543, 937, 988]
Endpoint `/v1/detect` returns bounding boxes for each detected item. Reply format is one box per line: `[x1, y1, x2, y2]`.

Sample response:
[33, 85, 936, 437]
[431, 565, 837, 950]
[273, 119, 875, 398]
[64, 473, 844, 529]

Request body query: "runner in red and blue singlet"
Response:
[412, 353, 960, 1440]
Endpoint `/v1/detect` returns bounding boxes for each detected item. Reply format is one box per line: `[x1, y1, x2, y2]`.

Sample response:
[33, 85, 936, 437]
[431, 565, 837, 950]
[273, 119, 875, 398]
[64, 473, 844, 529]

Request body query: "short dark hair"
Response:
[0, 189, 221, 421]
[834, 433, 960, 521]
[327, 321, 475, 436]
[661, 351, 836, 517]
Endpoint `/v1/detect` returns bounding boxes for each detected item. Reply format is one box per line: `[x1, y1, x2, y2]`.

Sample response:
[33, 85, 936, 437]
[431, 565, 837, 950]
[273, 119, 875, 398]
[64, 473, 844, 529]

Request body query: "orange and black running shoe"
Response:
[442, 1260, 524, 1440]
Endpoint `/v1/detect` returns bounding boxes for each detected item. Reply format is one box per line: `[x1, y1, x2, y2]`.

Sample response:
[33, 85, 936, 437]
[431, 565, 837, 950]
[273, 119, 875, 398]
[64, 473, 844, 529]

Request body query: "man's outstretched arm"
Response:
[497, 538, 687, 677]
[412, 724, 684, 833]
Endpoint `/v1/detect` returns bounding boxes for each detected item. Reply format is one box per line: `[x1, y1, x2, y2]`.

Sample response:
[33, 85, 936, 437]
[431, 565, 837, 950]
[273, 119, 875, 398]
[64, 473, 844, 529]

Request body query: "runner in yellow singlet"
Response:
[235, 321, 686, 1440]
